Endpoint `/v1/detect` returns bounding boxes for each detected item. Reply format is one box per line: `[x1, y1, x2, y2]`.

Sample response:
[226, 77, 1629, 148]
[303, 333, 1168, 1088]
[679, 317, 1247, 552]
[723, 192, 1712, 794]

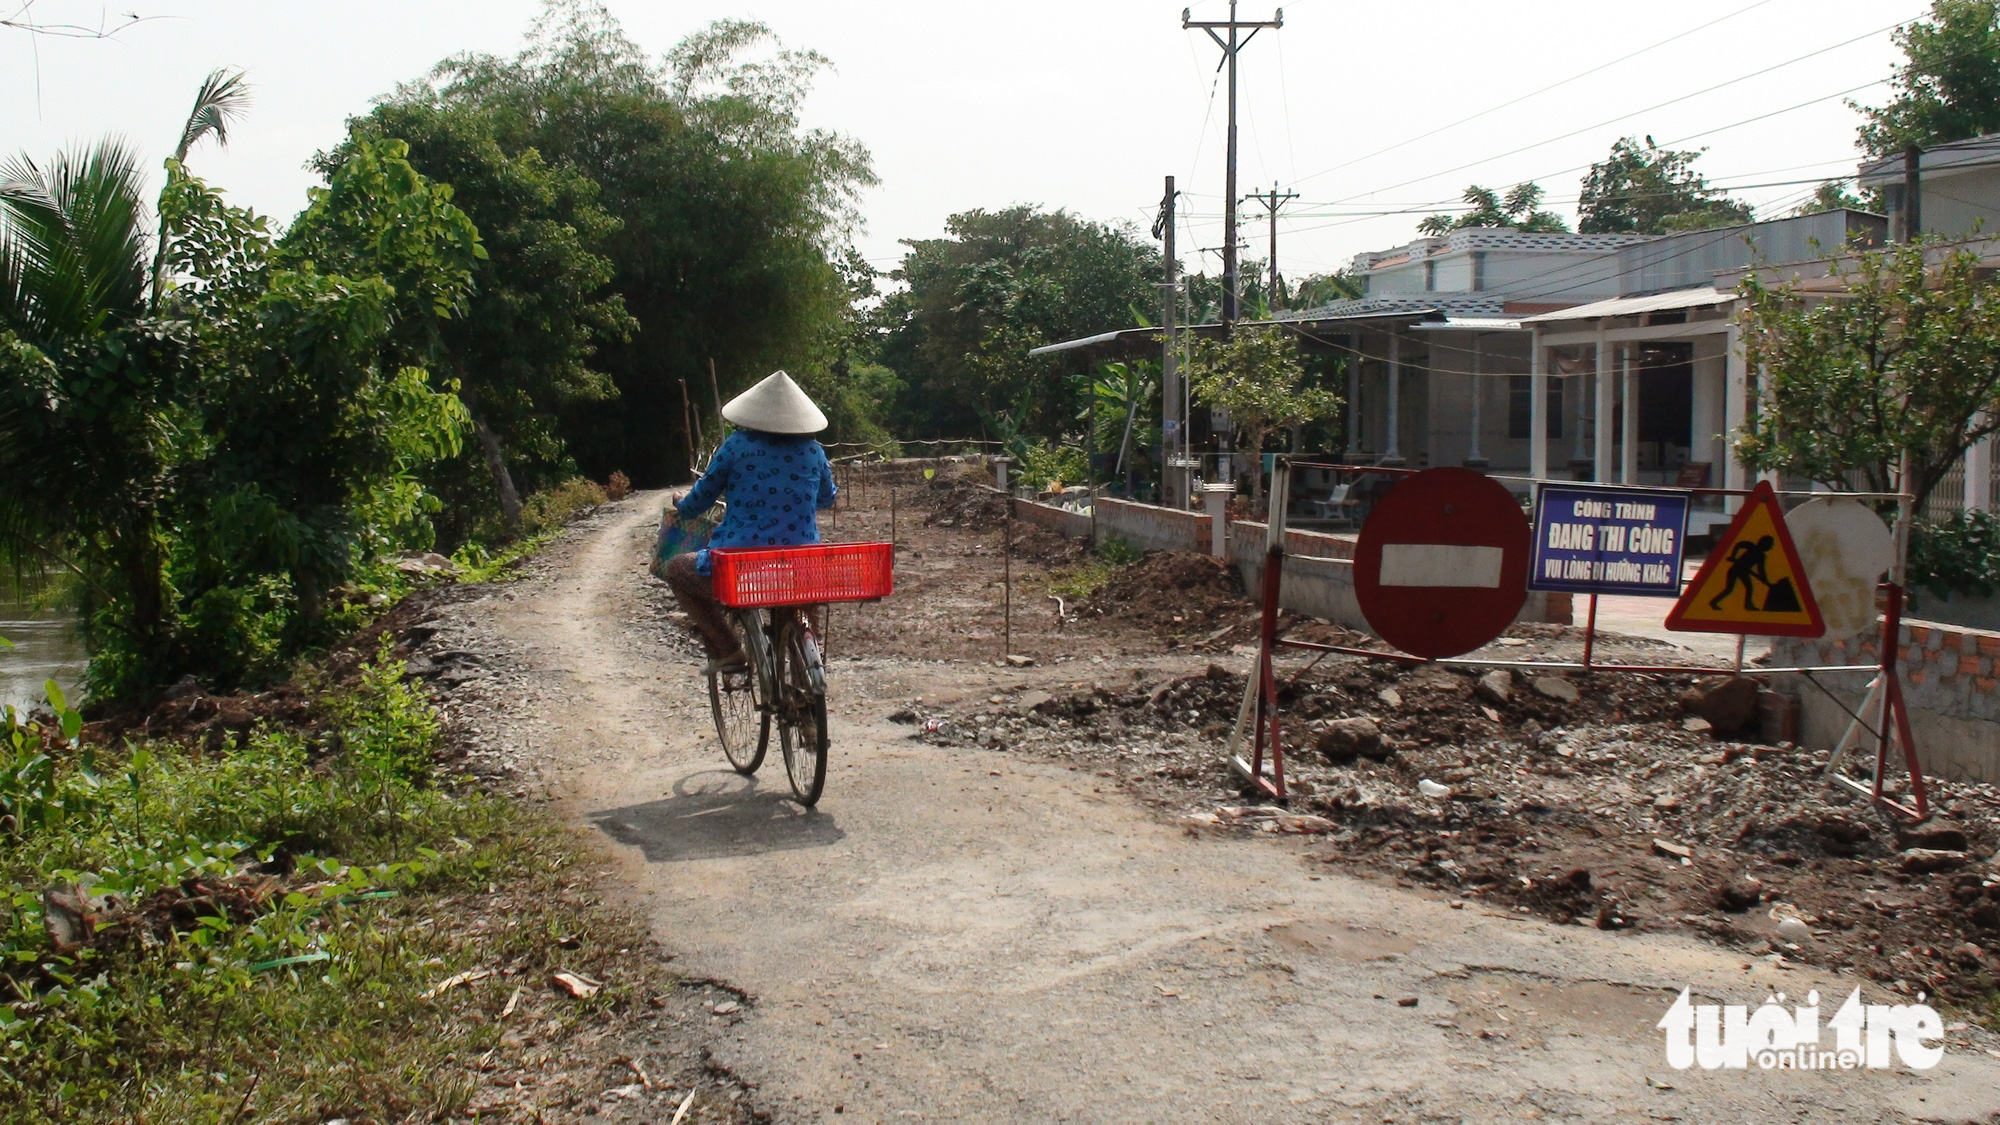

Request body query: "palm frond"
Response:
[174, 69, 253, 162]
[0, 139, 150, 341]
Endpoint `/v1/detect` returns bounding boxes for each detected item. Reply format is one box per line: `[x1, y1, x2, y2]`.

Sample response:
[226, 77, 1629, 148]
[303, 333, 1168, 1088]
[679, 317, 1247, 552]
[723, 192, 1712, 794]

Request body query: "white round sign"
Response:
[1786, 497, 1893, 640]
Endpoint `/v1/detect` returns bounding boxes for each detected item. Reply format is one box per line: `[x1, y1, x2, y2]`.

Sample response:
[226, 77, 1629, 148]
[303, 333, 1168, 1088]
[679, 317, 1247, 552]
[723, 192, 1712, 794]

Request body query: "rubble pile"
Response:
[921, 472, 1007, 531]
[1075, 551, 1253, 638]
[909, 655, 2000, 1006]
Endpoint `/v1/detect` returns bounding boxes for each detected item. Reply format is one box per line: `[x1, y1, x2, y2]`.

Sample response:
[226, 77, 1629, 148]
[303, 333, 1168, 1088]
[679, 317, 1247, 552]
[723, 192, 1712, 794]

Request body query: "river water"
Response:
[0, 585, 87, 715]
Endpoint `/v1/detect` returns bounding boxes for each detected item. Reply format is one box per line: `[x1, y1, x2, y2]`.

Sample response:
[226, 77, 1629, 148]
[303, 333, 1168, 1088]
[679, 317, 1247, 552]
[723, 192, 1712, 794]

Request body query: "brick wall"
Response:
[1773, 621, 2000, 784]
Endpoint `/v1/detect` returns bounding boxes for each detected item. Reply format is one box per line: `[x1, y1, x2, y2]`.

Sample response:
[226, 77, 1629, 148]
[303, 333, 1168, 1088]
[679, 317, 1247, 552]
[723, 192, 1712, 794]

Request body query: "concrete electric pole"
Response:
[1154, 177, 1186, 509]
[1248, 182, 1298, 311]
[1184, 3, 1283, 327]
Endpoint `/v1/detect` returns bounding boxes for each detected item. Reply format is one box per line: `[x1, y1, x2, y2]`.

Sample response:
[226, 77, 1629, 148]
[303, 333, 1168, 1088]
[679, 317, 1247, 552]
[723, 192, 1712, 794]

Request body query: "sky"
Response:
[2, 0, 1922, 289]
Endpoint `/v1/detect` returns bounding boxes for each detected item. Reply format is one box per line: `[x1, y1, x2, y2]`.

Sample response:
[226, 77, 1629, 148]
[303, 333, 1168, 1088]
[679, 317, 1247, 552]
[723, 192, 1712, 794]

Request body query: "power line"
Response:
[1320, 16, 1915, 209]
[1288, 0, 1781, 189]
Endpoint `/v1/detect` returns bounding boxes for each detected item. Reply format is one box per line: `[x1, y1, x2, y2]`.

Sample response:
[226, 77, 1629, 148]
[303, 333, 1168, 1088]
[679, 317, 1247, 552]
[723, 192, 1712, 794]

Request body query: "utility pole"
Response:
[1248, 182, 1298, 311]
[1185, 3, 1283, 327]
[1155, 176, 1186, 509]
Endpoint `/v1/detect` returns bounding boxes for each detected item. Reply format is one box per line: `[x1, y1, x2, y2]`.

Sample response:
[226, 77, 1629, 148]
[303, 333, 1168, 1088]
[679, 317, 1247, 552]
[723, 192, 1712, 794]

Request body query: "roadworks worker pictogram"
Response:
[1665, 480, 1825, 637]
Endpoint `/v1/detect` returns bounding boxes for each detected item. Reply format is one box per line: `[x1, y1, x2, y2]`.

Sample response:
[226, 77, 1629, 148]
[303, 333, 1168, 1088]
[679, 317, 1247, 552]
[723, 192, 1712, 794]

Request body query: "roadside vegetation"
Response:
[0, 634, 691, 1122]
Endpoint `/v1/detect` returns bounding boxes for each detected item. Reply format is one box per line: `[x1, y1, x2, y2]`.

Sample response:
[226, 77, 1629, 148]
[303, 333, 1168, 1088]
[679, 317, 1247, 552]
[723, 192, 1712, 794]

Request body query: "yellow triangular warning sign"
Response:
[1666, 481, 1824, 637]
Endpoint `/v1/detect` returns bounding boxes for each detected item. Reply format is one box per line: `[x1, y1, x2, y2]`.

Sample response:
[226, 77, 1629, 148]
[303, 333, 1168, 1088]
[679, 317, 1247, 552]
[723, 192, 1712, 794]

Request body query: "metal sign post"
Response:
[1229, 458, 1290, 802]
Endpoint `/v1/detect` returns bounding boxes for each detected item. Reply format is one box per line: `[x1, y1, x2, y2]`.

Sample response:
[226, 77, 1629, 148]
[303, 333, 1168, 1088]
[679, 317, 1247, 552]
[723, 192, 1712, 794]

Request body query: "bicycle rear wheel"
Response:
[776, 618, 829, 806]
[709, 612, 767, 774]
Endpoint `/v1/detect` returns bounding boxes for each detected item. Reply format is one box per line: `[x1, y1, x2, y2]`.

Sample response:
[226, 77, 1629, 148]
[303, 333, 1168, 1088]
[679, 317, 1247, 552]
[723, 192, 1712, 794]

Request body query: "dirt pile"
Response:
[1076, 551, 1251, 636]
[911, 656, 2000, 1010]
[922, 475, 1008, 531]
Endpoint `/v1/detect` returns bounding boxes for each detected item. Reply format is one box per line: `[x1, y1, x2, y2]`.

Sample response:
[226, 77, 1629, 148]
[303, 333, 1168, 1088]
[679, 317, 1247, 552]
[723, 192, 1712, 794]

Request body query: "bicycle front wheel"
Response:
[710, 612, 768, 774]
[776, 620, 829, 806]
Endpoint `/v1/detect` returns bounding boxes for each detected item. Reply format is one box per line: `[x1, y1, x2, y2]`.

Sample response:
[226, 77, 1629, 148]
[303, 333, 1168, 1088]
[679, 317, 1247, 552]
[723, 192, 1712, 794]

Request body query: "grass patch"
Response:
[1037, 540, 1142, 603]
[0, 639, 686, 1122]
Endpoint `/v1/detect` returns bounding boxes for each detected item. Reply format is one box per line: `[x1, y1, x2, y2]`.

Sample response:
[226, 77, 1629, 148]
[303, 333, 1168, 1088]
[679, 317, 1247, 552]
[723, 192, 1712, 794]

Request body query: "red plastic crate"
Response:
[711, 542, 895, 608]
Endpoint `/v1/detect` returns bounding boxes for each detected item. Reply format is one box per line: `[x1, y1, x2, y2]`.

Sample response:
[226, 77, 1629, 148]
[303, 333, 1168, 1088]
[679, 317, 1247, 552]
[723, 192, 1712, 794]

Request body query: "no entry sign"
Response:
[1530, 484, 1690, 597]
[1354, 468, 1531, 659]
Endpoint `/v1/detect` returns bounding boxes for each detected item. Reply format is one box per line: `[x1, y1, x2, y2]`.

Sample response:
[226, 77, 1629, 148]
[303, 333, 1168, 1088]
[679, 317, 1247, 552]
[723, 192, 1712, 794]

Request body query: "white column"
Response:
[1466, 335, 1486, 465]
[1383, 331, 1402, 463]
[1968, 415, 1994, 512]
[1620, 344, 1639, 484]
[1346, 340, 1361, 454]
[1529, 328, 1548, 481]
[1724, 322, 1748, 510]
[1571, 359, 1590, 466]
[1593, 327, 1613, 484]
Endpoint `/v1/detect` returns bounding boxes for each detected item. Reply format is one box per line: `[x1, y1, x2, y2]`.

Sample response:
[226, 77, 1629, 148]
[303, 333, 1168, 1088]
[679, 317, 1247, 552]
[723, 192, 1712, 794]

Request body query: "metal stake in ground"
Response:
[1003, 495, 1014, 660]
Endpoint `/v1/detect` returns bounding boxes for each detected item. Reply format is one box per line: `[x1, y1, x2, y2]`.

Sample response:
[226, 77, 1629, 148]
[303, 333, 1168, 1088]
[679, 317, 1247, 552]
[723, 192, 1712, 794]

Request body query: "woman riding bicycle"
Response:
[662, 370, 836, 669]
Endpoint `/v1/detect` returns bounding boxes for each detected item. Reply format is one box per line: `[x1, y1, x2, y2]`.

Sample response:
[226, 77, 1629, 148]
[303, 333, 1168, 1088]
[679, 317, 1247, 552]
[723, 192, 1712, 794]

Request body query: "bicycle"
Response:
[703, 542, 891, 807]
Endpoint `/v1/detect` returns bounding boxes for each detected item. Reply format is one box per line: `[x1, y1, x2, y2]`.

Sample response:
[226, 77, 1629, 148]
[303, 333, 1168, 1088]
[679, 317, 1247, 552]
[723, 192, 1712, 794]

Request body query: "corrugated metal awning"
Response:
[1028, 308, 1445, 358]
[1409, 316, 1523, 331]
[1517, 287, 1733, 325]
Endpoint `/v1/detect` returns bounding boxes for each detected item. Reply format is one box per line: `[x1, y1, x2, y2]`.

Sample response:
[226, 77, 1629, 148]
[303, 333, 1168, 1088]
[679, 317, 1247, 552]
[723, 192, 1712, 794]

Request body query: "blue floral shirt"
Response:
[676, 429, 837, 575]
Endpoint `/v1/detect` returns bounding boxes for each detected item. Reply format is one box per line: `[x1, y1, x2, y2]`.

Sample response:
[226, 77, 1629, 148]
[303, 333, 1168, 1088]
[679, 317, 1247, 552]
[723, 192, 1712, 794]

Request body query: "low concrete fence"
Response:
[1093, 498, 1208, 555]
[1012, 497, 1092, 540]
[1773, 622, 2000, 784]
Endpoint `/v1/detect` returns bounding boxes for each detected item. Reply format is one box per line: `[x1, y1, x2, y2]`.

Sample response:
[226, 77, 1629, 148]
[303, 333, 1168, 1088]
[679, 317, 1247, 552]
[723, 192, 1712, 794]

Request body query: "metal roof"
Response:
[1409, 316, 1523, 332]
[1027, 307, 1444, 358]
[1517, 286, 1733, 325]
[1859, 132, 2000, 188]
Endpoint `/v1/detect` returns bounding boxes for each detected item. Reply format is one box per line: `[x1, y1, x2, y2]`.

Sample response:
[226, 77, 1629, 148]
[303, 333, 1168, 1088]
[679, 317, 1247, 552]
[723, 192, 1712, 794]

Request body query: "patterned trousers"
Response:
[664, 554, 739, 657]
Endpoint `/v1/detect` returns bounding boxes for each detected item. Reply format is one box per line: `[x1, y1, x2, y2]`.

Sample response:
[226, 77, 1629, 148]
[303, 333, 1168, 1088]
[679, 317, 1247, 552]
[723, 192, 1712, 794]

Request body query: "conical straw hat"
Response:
[720, 370, 828, 434]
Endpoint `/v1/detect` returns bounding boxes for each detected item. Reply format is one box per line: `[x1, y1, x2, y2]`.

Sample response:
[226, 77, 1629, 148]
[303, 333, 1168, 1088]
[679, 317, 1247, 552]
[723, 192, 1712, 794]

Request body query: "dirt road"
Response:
[433, 493, 2000, 1123]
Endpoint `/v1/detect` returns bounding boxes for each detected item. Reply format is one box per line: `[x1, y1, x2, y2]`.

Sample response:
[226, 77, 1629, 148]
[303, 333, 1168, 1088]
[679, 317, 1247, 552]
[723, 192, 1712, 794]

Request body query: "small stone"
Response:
[1652, 794, 1681, 810]
[1901, 848, 1969, 875]
[1475, 669, 1512, 706]
[1682, 716, 1713, 733]
[1015, 690, 1053, 713]
[711, 1000, 741, 1015]
[1396, 996, 1419, 1007]
[1377, 687, 1403, 709]
[1899, 824, 1970, 853]
[1004, 653, 1036, 667]
[1532, 676, 1579, 704]
[1950, 941, 1987, 967]
[1679, 676, 1759, 734]
[1316, 717, 1384, 763]
[1652, 838, 1693, 860]
[1711, 878, 1764, 912]
[1775, 917, 1813, 942]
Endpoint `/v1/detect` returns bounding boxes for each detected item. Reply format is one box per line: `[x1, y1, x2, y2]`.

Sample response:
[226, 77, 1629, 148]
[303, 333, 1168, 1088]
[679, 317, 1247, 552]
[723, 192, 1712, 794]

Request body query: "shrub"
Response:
[519, 477, 607, 535]
[605, 470, 631, 501]
[1908, 510, 2000, 605]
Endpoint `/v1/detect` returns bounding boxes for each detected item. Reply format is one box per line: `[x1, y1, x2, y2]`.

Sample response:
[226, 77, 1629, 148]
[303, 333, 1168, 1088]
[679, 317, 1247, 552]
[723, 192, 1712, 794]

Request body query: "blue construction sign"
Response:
[1529, 484, 1691, 597]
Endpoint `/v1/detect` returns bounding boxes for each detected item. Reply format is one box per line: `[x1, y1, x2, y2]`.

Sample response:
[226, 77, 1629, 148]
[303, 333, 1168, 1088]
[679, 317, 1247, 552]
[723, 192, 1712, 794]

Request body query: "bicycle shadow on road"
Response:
[588, 769, 844, 862]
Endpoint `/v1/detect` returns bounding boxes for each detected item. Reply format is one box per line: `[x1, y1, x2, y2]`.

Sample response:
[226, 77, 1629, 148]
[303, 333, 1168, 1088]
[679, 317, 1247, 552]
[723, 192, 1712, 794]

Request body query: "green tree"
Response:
[1736, 241, 2000, 511]
[326, 96, 634, 535]
[1185, 327, 1339, 502]
[0, 140, 178, 665]
[1858, 0, 2000, 156]
[1578, 136, 1753, 235]
[410, 1, 876, 486]
[1790, 179, 1884, 217]
[168, 138, 479, 649]
[877, 205, 1160, 439]
[1290, 270, 1363, 309]
[1418, 183, 1569, 236]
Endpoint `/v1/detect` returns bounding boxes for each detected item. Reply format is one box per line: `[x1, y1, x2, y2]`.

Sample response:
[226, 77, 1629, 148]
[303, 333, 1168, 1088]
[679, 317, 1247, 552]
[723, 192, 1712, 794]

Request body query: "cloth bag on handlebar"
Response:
[650, 504, 721, 581]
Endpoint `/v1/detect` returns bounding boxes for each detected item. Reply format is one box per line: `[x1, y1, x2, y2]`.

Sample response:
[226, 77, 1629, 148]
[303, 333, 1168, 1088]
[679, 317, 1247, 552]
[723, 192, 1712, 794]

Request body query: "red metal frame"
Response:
[1236, 458, 1925, 819]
